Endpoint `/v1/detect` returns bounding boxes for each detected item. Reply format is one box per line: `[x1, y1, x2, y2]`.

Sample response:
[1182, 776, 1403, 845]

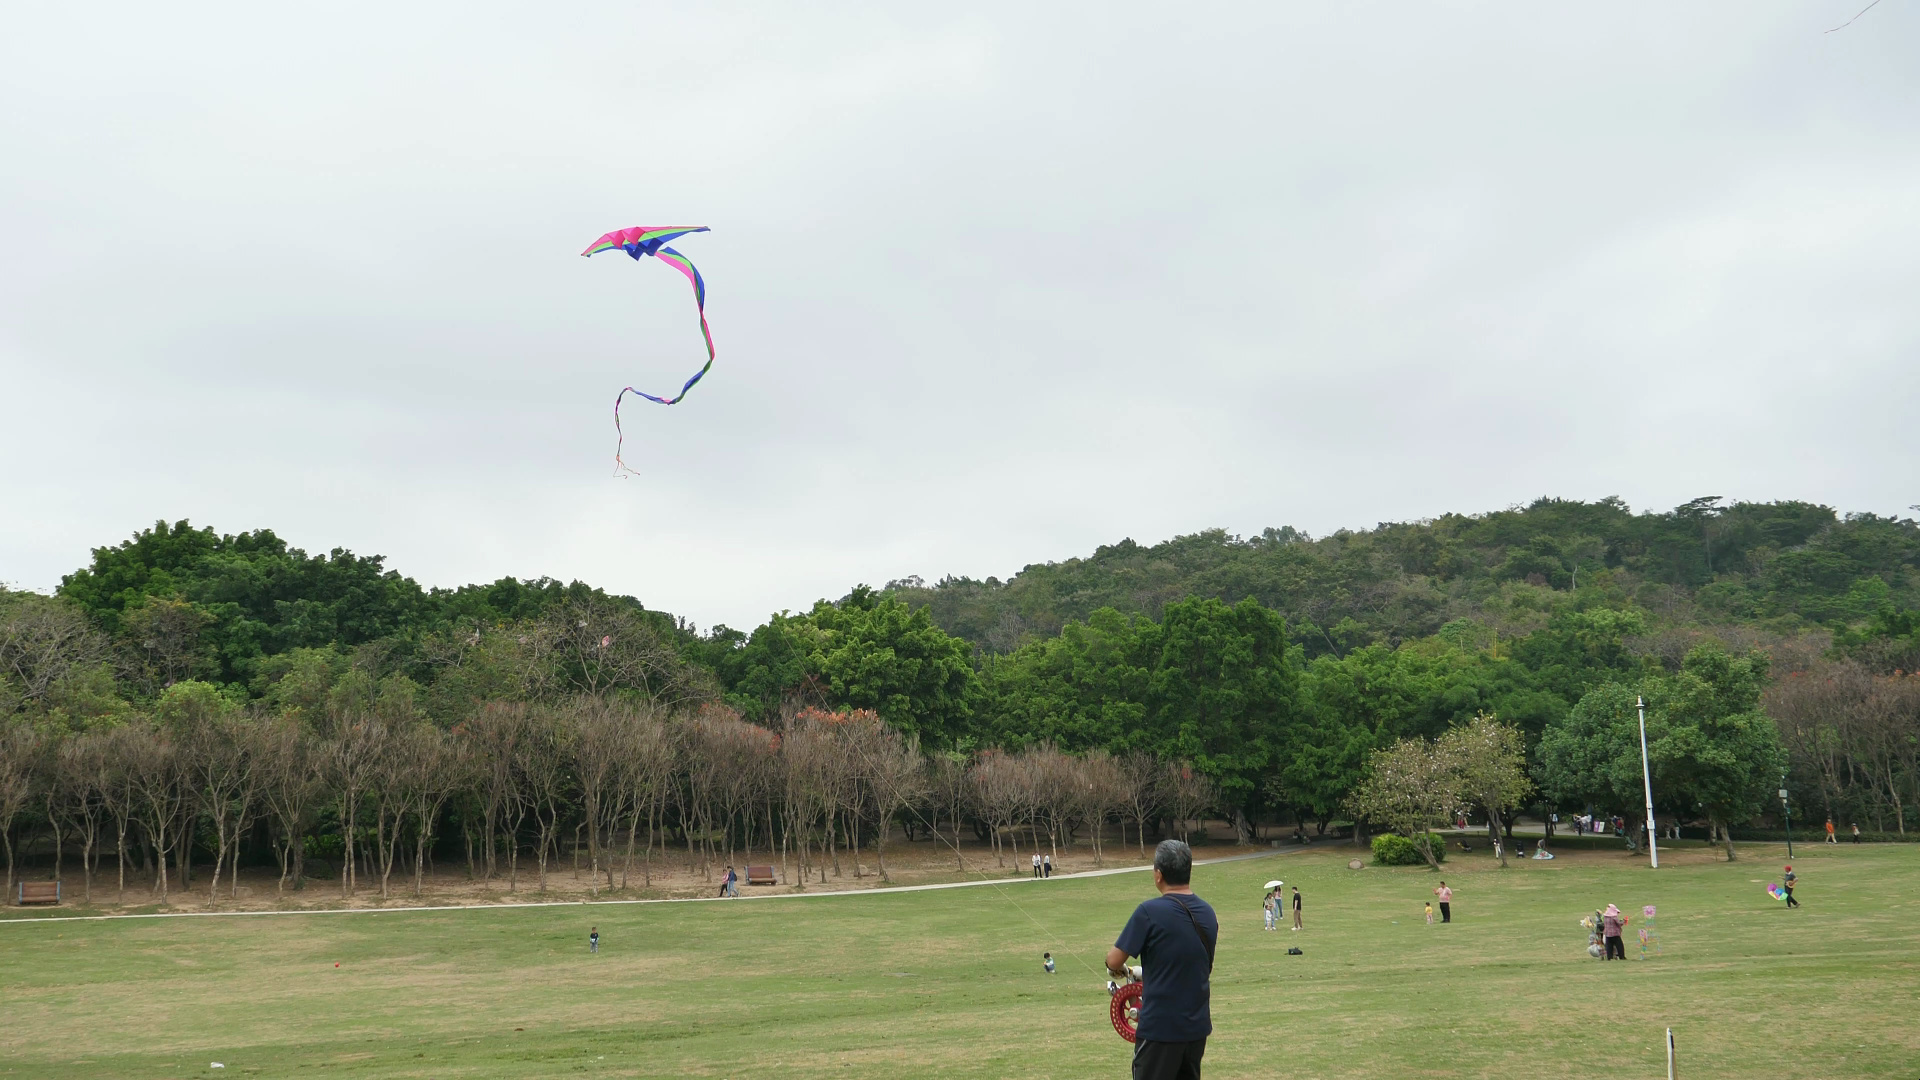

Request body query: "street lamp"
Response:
[1638, 696, 1659, 869]
[1780, 778, 1794, 859]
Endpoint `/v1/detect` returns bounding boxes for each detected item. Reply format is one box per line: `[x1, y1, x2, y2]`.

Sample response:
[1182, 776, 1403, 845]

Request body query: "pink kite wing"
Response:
[581, 225, 710, 259]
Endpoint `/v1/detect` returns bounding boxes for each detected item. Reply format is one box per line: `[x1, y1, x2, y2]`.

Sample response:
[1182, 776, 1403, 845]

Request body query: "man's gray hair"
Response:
[1153, 839, 1193, 885]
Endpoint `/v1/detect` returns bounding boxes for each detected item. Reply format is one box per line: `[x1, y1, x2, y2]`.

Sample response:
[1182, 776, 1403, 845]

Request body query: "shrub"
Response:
[1371, 832, 1445, 866]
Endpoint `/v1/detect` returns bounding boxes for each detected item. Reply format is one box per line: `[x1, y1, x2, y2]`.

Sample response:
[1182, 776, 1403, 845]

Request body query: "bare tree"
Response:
[862, 722, 926, 882]
[324, 713, 388, 897]
[95, 724, 144, 899]
[926, 752, 972, 870]
[180, 707, 258, 906]
[1768, 661, 1920, 834]
[0, 720, 45, 892]
[369, 726, 416, 899]
[1119, 751, 1165, 854]
[458, 702, 534, 887]
[1023, 744, 1080, 867]
[572, 698, 655, 891]
[1165, 762, 1217, 844]
[1346, 737, 1461, 870]
[1077, 750, 1126, 866]
[618, 707, 673, 888]
[255, 717, 325, 893]
[396, 723, 462, 897]
[534, 598, 714, 709]
[783, 710, 847, 886]
[1438, 715, 1533, 868]
[969, 750, 1028, 868]
[0, 591, 110, 715]
[56, 731, 111, 902]
[125, 724, 187, 900]
[515, 706, 573, 891]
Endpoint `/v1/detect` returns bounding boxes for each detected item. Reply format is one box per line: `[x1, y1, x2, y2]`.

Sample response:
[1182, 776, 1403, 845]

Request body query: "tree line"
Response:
[0, 685, 1228, 902]
[2, 497, 1917, 896]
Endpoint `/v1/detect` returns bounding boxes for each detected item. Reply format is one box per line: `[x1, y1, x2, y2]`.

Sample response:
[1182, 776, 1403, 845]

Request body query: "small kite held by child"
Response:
[580, 225, 716, 476]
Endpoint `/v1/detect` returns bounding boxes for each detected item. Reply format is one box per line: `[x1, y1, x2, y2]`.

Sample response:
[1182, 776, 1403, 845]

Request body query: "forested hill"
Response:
[3, 498, 1918, 838]
[890, 497, 1920, 658]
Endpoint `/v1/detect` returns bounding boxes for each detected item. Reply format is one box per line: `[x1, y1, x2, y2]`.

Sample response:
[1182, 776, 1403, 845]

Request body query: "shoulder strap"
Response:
[1168, 894, 1216, 973]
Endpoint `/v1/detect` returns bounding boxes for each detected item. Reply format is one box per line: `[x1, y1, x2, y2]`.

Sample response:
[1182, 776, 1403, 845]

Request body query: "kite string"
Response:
[1826, 0, 1882, 31]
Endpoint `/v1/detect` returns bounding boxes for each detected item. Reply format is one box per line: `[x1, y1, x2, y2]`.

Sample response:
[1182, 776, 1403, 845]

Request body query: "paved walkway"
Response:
[0, 846, 1311, 927]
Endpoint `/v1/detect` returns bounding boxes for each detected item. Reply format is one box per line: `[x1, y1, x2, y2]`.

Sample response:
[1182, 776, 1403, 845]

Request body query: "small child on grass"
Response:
[1043, 952, 1055, 974]
[1424, 902, 1434, 925]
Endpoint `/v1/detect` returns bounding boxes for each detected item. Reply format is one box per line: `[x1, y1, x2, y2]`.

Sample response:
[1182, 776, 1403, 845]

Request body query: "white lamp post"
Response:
[1638, 696, 1659, 869]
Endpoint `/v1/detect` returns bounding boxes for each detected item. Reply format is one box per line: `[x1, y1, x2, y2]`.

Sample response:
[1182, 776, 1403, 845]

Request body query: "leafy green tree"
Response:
[1645, 644, 1788, 861]
[809, 587, 977, 746]
[1536, 683, 1649, 849]
[976, 607, 1149, 750]
[717, 588, 978, 746]
[1140, 597, 1300, 836]
[1505, 608, 1650, 715]
[1833, 604, 1920, 674]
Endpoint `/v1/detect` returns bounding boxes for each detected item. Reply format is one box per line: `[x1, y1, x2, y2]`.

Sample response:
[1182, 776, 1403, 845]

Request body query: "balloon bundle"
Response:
[1766, 883, 1787, 902]
[1107, 965, 1143, 1042]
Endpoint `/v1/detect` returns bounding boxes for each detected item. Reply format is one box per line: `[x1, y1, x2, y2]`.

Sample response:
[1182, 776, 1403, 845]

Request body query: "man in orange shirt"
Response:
[1825, 818, 1837, 844]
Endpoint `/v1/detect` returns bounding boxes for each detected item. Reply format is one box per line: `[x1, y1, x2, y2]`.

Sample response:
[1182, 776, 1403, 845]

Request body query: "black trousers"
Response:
[1439, 902, 1450, 923]
[1604, 934, 1625, 960]
[1133, 1037, 1206, 1080]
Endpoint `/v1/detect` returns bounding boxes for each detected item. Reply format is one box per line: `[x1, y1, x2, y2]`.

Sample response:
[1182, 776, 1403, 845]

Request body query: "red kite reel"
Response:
[1107, 966, 1143, 1043]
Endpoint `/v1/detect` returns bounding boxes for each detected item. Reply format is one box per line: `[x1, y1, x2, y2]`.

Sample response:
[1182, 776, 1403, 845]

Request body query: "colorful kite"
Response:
[580, 225, 714, 474]
[1766, 883, 1787, 901]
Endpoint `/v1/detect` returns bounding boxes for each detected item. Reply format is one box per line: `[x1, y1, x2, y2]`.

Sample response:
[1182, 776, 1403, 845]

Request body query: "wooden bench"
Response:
[15, 880, 60, 905]
[744, 865, 777, 886]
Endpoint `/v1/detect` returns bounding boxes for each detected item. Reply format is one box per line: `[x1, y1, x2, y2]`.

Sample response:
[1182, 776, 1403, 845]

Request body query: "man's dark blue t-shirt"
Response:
[1114, 892, 1217, 1043]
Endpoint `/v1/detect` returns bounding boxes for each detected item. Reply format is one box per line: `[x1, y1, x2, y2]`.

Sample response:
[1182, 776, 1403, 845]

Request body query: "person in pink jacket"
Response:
[1601, 904, 1626, 960]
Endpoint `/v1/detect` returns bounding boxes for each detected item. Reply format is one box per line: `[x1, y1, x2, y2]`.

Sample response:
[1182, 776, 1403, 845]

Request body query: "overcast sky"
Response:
[3, 2, 1915, 631]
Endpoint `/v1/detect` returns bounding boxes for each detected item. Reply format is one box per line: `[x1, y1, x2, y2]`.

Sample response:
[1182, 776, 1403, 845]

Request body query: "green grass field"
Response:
[3, 841, 1915, 1079]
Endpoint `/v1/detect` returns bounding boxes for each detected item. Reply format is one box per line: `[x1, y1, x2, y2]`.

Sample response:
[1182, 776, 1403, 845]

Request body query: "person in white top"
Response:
[1032, 852, 1042, 878]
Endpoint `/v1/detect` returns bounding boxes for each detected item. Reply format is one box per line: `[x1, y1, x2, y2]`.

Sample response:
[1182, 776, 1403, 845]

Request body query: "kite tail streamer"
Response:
[610, 244, 715, 476]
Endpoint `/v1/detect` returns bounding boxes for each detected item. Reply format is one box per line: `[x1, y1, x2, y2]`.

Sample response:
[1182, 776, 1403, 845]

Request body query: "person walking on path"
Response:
[1043, 853, 1053, 878]
[1032, 853, 1042, 878]
[1263, 889, 1277, 931]
[1783, 865, 1800, 908]
[1290, 886, 1303, 931]
[1825, 818, 1837, 844]
[1107, 840, 1218, 1080]
[589, 927, 599, 954]
[1434, 882, 1453, 923]
[1851, 823, 1862, 844]
[1601, 904, 1626, 960]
